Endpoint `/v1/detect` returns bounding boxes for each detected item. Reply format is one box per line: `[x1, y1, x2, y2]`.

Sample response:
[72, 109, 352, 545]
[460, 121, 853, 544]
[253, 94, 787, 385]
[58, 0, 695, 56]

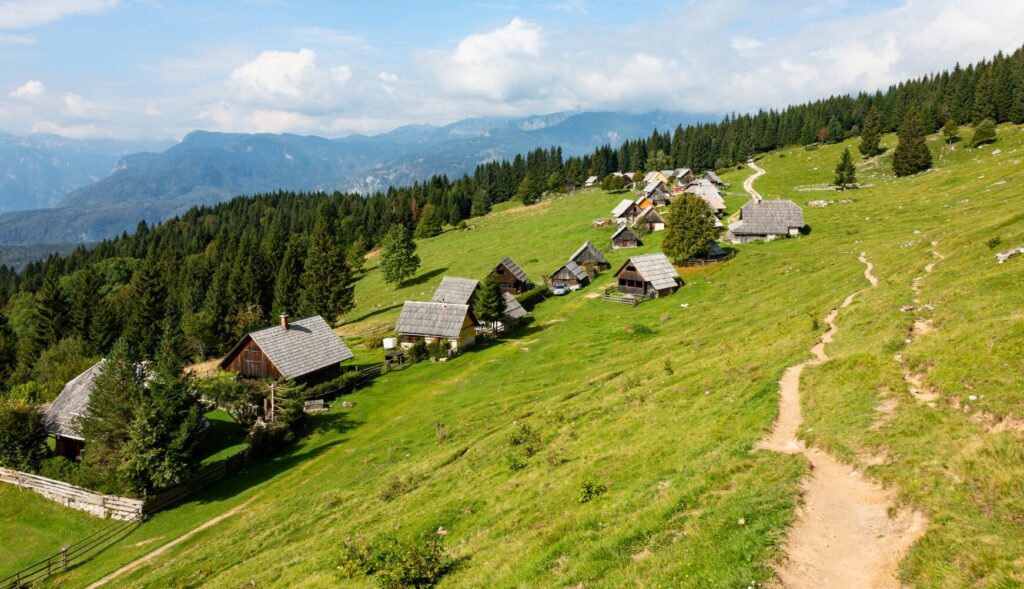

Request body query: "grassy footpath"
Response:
[10, 124, 1022, 588]
[0, 486, 110, 573]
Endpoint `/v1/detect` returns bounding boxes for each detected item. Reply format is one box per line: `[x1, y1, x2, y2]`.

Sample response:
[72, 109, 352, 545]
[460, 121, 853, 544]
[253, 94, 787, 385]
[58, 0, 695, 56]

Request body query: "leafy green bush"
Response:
[247, 422, 297, 458]
[338, 533, 452, 588]
[515, 285, 549, 311]
[986, 236, 1002, 249]
[426, 340, 449, 360]
[970, 118, 997, 147]
[380, 475, 416, 502]
[408, 341, 429, 363]
[578, 480, 607, 503]
[628, 324, 656, 338]
[509, 422, 541, 457]
[0, 399, 49, 471]
[303, 369, 365, 400]
[505, 453, 527, 471]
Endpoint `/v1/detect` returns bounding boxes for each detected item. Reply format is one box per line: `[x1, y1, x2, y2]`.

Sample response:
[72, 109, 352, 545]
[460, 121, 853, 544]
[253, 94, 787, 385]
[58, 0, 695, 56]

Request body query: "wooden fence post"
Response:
[60, 547, 68, 569]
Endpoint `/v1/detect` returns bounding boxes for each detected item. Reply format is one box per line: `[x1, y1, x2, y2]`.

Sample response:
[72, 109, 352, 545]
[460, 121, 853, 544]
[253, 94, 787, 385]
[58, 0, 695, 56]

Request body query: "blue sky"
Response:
[1, 0, 1022, 139]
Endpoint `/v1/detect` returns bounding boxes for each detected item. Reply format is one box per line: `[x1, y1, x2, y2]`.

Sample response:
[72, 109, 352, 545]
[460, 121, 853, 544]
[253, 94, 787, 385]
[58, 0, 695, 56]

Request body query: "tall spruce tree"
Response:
[892, 108, 933, 177]
[414, 203, 444, 238]
[834, 147, 857, 189]
[123, 259, 167, 358]
[858, 107, 883, 157]
[34, 276, 66, 350]
[379, 225, 420, 288]
[272, 236, 306, 316]
[300, 216, 354, 322]
[0, 313, 17, 387]
[662, 194, 722, 262]
[1010, 71, 1024, 124]
[473, 273, 505, 334]
[972, 68, 996, 123]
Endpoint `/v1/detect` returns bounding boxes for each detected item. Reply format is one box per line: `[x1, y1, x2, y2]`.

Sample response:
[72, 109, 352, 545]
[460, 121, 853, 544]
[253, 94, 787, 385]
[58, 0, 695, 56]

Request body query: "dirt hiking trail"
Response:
[744, 160, 766, 200]
[758, 253, 927, 588]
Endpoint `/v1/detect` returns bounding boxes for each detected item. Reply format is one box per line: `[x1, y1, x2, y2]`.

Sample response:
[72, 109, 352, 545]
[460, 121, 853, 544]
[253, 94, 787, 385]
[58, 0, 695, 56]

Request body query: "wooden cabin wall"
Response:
[224, 338, 282, 379]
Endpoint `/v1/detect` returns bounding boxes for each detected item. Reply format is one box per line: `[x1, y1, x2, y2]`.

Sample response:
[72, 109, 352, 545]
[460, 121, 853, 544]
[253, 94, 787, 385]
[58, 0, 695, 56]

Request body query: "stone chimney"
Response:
[280, 313, 289, 330]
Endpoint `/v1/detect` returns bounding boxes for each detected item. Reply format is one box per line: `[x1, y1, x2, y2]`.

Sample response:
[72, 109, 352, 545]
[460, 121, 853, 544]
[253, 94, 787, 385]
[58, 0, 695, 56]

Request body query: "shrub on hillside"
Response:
[0, 398, 48, 471]
[970, 119, 997, 147]
[578, 480, 607, 503]
[338, 533, 452, 589]
[515, 285, 549, 311]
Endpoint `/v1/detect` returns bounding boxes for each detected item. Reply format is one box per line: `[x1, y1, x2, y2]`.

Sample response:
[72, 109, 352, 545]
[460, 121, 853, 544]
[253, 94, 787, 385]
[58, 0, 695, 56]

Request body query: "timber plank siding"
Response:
[224, 338, 282, 379]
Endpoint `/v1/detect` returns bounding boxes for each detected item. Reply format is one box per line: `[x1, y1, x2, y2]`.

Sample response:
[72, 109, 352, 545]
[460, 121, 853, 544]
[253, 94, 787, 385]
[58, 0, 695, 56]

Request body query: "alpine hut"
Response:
[727, 199, 805, 243]
[501, 293, 527, 330]
[395, 301, 477, 352]
[584, 175, 599, 188]
[220, 315, 354, 383]
[550, 261, 590, 290]
[674, 168, 696, 184]
[431, 277, 480, 306]
[633, 206, 666, 232]
[611, 198, 640, 224]
[614, 253, 681, 298]
[42, 360, 106, 459]
[493, 257, 532, 295]
[702, 170, 726, 187]
[611, 224, 642, 249]
[684, 183, 726, 216]
[569, 240, 610, 271]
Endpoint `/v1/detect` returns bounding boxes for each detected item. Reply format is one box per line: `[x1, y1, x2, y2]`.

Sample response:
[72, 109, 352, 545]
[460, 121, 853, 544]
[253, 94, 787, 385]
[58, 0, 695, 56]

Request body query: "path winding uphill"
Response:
[743, 160, 766, 200]
[758, 254, 927, 588]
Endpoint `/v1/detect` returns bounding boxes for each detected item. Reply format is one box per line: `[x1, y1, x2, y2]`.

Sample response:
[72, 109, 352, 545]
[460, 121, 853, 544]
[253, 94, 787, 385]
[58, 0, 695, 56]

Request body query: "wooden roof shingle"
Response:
[552, 260, 588, 281]
[396, 302, 474, 339]
[498, 257, 530, 284]
[569, 240, 608, 266]
[612, 224, 639, 241]
[431, 277, 479, 305]
[502, 293, 527, 320]
[221, 315, 354, 379]
[684, 184, 726, 212]
[620, 253, 679, 291]
[611, 199, 636, 218]
[42, 360, 106, 440]
[731, 199, 804, 235]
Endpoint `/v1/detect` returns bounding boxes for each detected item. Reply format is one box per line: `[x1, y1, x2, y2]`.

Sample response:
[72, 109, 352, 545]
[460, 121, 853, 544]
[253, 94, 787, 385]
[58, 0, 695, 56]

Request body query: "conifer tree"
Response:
[34, 276, 66, 350]
[414, 203, 444, 238]
[67, 267, 101, 343]
[1010, 73, 1024, 124]
[0, 398, 48, 471]
[515, 177, 541, 205]
[970, 118, 997, 147]
[662, 194, 722, 262]
[834, 147, 857, 189]
[858, 107, 882, 157]
[272, 236, 306, 316]
[892, 108, 933, 177]
[379, 225, 420, 288]
[300, 217, 354, 322]
[346, 235, 367, 276]
[123, 259, 167, 358]
[473, 273, 505, 334]
[471, 189, 492, 217]
[972, 68, 996, 123]
[825, 116, 843, 144]
[0, 313, 17, 387]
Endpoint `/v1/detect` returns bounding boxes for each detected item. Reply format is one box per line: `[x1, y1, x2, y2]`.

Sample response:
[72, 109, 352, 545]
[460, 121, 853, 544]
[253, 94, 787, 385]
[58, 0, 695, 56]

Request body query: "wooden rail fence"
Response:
[0, 517, 139, 589]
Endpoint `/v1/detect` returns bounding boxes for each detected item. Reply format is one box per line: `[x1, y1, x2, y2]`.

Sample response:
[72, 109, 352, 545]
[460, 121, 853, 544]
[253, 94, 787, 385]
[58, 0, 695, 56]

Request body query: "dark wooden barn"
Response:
[614, 253, 681, 298]
[550, 261, 590, 290]
[569, 240, 610, 270]
[42, 360, 106, 460]
[611, 225, 642, 249]
[220, 315, 354, 383]
[493, 257, 531, 295]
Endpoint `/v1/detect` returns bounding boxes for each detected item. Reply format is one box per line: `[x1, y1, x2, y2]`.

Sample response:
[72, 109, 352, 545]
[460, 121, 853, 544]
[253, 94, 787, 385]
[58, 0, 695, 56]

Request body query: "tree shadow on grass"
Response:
[400, 267, 448, 289]
[342, 302, 403, 326]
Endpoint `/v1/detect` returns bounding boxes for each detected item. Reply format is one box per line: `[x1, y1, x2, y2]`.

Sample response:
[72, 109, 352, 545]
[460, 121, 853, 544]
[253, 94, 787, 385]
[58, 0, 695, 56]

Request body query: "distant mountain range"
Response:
[0, 110, 714, 246]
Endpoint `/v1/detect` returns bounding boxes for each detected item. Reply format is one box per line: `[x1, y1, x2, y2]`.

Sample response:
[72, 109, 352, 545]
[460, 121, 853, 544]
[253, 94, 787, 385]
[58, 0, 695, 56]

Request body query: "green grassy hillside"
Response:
[15, 125, 1023, 588]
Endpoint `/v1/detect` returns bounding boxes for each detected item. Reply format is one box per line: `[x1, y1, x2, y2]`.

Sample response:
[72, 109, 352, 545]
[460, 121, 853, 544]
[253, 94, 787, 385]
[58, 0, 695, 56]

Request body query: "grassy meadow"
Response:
[5, 125, 1022, 588]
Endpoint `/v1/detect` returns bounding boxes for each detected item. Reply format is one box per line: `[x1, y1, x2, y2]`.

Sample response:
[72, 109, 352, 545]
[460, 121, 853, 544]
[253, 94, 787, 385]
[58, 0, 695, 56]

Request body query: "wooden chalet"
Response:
[642, 170, 671, 185]
[612, 224, 642, 249]
[642, 179, 667, 196]
[569, 240, 610, 271]
[614, 253, 681, 298]
[550, 261, 590, 290]
[674, 168, 696, 184]
[703, 170, 726, 187]
[684, 183, 726, 216]
[727, 199, 804, 243]
[432, 276, 479, 306]
[220, 315, 354, 383]
[648, 187, 671, 206]
[395, 301, 477, 352]
[611, 199, 641, 224]
[42, 360, 106, 459]
[493, 257, 531, 295]
[633, 206, 666, 232]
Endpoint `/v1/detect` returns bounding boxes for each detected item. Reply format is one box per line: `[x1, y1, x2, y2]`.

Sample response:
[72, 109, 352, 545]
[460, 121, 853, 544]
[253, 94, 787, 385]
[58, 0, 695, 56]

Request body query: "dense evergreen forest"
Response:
[1, 45, 1023, 399]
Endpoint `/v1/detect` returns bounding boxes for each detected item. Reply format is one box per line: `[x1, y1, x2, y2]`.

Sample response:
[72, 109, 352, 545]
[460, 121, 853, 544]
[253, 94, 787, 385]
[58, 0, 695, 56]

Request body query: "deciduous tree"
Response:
[662, 194, 723, 262]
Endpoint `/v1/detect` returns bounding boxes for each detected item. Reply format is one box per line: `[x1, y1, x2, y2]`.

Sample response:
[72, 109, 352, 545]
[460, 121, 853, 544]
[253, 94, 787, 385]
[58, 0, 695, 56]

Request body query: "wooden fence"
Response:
[600, 286, 640, 307]
[678, 250, 737, 267]
[0, 518, 140, 589]
[142, 449, 250, 515]
[0, 467, 144, 521]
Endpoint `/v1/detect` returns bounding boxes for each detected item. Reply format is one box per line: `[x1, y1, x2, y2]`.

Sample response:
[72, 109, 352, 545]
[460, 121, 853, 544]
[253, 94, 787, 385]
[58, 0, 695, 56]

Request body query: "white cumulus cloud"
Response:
[227, 48, 352, 108]
[0, 0, 118, 29]
[10, 80, 45, 98]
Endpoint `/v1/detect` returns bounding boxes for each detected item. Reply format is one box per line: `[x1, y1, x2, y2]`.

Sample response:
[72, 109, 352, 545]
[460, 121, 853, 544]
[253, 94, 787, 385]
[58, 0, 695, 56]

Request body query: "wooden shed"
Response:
[727, 199, 805, 243]
[611, 224, 642, 249]
[550, 261, 590, 290]
[42, 360, 106, 459]
[501, 293, 527, 329]
[219, 315, 354, 383]
[611, 199, 640, 224]
[703, 170, 726, 187]
[684, 183, 726, 216]
[614, 253, 681, 298]
[432, 276, 479, 306]
[569, 240, 610, 270]
[493, 257, 531, 295]
[395, 301, 477, 352]
[633, 206, 666, 232]
[674, 168, 696, 184]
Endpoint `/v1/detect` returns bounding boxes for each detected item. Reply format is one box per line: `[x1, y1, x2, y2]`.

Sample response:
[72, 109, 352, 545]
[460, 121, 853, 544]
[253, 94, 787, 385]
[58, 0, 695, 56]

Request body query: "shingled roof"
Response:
[552, 260, 588, 281]
[619, 253, 680, 291]
[42, 360, 106, 440]
[731, 199, 804, 235]
[396, 301, 474, 339]
[612, 224, 639, 241]
[635, 206, 666, 225]
[703, 170, 725, 185]
[220, 315, 354, 380]
[502, 293, 527, 320]
[569, 240, 608, 266]
[611, 199, 636, 218]
[431, 277, 479, 305]
[684, 184, 726, 212]
[498, 257, 530, 284]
